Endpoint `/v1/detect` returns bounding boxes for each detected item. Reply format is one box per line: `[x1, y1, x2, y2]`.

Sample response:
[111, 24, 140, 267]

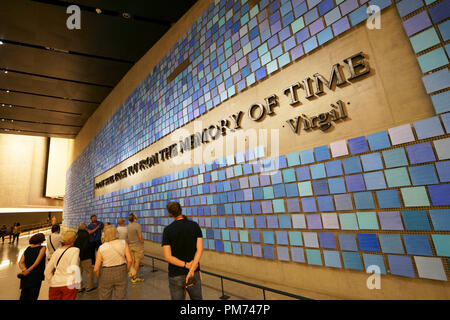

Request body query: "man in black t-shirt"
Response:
[162, 201, 203, 300]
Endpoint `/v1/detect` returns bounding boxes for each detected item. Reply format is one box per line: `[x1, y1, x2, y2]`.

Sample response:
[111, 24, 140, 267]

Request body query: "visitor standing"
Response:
[9, 223, 15, 244]
[0, 225, 6, 244]
[117, 218, 127, 241]
[94, 226, 132, 300]
[162, 202, 204, 300]
[47, 224, 62, 261]
[127, 213, 144, 283]
[74, 222, 95, 293]
[87, 215, 104, 264]
[12, 223, 21, 245]
[17, 233, 46, 300]
[44, 231, 81, 300]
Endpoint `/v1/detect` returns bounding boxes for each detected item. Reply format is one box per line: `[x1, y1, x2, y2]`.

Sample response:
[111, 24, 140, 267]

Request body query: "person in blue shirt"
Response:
[87, 215, 104, 264]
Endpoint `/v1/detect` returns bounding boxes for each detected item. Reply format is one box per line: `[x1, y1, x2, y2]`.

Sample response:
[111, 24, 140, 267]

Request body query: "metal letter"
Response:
[248, 103, 265, 121]
[344, 52, 370, 80]
[283, 83, 301, 106]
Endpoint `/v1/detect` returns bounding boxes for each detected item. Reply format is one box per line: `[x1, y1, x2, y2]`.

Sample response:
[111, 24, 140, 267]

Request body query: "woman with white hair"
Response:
[44, 231, 81, 300]
[94, 225, 132, 300]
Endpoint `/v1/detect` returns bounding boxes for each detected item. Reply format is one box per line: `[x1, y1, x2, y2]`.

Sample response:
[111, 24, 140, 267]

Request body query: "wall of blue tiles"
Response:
[395, 0, 450, 114]
[65, 0, 450, 283]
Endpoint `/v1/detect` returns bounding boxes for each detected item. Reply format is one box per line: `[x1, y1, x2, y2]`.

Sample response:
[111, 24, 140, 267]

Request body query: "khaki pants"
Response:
[80, 259, 94, 290]
[128, 245, 144, 277]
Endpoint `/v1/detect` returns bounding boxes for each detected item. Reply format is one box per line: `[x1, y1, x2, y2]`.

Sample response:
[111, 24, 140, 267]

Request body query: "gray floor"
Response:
[0, 232, 242, 300]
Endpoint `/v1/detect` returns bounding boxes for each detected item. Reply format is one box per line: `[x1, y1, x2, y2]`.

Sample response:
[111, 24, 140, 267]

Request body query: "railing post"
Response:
[219, 277, 230, 300]
[151, 258, 157, 272]
[263, 289, 266, 300]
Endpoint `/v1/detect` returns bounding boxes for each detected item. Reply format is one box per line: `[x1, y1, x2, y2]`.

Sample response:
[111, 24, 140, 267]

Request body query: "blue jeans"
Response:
[168, 271, 203, 300]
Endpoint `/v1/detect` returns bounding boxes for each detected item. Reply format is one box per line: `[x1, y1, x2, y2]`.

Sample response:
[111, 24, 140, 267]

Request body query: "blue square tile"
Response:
[310, 163, 326, 179]
[325, 160, 343, 176]
[312, 179, 329, 195]
[250, 230, 261, 243]
[342, 251, 363, 270]
[328, 177, 347, 194]
[278, 214, 292, 229]
[401, 210, 431, 231]
[379, 234, 405, 254]
[364, 171, 387, 190]
[361, 153, 383, 172]
[349, 5, 369, 26]
[285, 183, 299, 197]
[317, 195, 334, 211]
[368, 131, 391, 151]
[442, 113, 450, 133]
[357, 233, 380, 252]
[314, 145, 330, 161]
[408, 164, 439, 185]
[300, 149, 315, 164]
[306, 249, 323, 266]
[334, 194, 354, 211]
[387, 255, 415, 278]
[414, 116, 445, 139]
[342, 156, 363, 174]
[283, 168, 297, 182]
[339, 234, 358, 251]
[323, 250, 342, 268]
[291, 247, 305, 263]
[286, 198, 300, 212]
[403, 234, 433, 256]
[422, 68, 450, 94]
[383, 148, 408, 168]
[428, 0, 450, 24]
[301, 197, 317, 212]
[354, 192, 375, 209]
[277, 246, 290, 261]
[296, 166, 311, 181]
[376, 189, 401, 208]
[273, 184, 286, 197]
[396, 0, 425, 18]
[319, 232, 336, 249]
[429, 209, 450, 231]
[362, 254, 386, 274]
[345, 174, 366, 192]
[286, 151, 300, 166]
[348, 136, 369, 154]
[242, 243, 252, 256]
[428, 184, 450, 205]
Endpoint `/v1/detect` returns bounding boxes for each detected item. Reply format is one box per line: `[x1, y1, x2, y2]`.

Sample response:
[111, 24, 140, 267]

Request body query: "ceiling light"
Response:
[9, 104, 12, 107]
[1, 119, 4, 121]
[11, 120, 13, 123]
[4, 70, 7, 74]
[122, 12, 131, 19]
[1, 104, 4, 107]
[96, 8, 102, 14]
[6, 90, 9, 93]
[0, 41, 3, 45]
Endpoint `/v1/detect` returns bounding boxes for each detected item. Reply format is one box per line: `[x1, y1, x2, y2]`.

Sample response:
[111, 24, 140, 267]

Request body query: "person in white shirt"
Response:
[94, 226, 132, 300]
[117, 218, 128, 241]
[44, 231, 81, 300]
[46, 224, 62, 261]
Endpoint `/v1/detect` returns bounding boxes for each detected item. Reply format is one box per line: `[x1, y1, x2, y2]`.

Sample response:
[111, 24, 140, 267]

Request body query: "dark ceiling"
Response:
[0, 0, 198, 138]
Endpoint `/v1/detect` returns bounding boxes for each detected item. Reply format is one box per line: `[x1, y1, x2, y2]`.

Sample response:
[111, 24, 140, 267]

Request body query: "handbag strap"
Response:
[49, 234, 56, 252]
[56, 247, 70, 268]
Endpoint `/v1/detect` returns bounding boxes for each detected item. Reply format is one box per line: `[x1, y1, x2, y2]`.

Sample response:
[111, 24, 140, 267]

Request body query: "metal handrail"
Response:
[3, 222, 52, 236]
[144, 254, 312, 300]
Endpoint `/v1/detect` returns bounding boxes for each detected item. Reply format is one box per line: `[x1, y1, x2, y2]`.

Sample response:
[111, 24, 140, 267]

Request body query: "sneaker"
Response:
[131, 278, 144, 283]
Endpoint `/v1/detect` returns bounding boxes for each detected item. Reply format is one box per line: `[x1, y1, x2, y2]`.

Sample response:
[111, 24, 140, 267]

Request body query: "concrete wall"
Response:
[0, 133, 63, 208]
